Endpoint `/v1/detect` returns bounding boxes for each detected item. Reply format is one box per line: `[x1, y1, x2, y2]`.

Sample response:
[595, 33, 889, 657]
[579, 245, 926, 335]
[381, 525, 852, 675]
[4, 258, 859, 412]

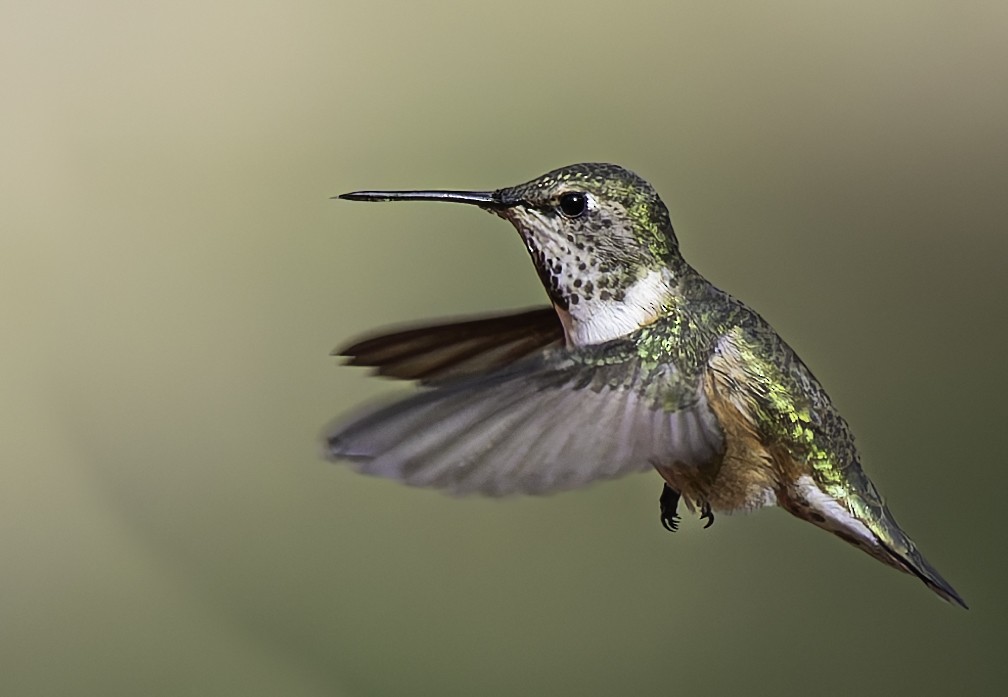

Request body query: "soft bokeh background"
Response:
[4, 2, 1007, 695]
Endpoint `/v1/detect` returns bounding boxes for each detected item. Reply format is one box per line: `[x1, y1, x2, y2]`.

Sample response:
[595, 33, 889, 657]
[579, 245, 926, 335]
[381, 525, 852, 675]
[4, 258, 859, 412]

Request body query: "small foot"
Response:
[699, 500, 715, 529]
[659, 484, 681, 532]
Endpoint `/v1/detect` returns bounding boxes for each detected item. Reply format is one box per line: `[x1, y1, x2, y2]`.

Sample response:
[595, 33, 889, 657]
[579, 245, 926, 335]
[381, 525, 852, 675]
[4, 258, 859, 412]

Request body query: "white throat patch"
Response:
[563, 269, 673, 346]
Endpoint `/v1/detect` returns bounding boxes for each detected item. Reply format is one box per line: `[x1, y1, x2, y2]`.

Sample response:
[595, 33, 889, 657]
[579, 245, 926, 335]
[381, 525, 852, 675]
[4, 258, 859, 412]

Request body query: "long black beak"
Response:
[336, 190, 513, 208]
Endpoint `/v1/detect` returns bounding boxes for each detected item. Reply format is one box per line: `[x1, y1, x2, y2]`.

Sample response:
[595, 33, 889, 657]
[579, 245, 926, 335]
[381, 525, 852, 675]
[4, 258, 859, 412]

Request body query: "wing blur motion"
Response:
[326, 345, 724, 496]
[337, 307, 564, 383]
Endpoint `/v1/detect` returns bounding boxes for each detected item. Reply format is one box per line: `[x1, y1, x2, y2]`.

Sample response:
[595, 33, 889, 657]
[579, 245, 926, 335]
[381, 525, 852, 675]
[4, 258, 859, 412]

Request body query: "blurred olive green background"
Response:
[4, 2, 1007, 695]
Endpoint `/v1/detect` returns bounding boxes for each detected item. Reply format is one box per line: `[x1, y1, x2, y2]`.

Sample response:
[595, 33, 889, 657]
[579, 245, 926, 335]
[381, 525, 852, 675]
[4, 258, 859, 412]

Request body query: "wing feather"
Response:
[337, 307, 564, 382]
[327, 346, 725, 496]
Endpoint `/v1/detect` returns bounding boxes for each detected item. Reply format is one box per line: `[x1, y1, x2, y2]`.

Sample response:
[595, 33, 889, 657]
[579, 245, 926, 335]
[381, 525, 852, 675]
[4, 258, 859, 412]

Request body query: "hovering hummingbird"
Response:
[326, 163, 966, 608]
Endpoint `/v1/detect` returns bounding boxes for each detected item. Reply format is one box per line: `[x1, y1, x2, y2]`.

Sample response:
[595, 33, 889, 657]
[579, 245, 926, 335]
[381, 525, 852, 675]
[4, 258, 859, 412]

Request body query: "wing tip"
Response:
[322, 421, 373, 464]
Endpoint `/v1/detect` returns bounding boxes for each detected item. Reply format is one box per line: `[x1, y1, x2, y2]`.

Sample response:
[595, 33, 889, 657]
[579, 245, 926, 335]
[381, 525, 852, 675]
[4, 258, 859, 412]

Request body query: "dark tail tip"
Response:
[880, 540, 968, 609]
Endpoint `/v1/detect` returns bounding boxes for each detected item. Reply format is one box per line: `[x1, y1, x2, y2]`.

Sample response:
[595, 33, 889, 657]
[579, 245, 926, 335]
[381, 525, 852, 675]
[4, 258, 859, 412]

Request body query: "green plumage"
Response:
[329, 162, 966, 608]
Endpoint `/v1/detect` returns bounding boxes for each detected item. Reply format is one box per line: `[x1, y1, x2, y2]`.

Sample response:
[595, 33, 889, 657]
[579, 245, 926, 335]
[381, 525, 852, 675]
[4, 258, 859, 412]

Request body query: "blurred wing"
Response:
[337, 307, 564, 383]
[326, 347, 724, 496]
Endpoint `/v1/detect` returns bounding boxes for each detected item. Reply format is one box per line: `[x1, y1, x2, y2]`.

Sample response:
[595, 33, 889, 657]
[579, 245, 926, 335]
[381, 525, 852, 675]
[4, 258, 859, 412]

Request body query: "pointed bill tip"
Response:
[336, 191, 381, 201]
[334, 190, 504, 206]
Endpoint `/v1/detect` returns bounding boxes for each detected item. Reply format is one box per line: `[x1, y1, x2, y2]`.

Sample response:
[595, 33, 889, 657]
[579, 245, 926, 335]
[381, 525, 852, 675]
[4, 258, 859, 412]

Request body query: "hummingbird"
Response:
[326, 163, 966, 608]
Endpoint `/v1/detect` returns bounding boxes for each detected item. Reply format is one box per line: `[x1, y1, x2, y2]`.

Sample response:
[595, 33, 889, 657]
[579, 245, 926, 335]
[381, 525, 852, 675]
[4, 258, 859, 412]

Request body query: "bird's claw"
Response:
[659, 484, 681, 533]
[699, 500, 715, 529]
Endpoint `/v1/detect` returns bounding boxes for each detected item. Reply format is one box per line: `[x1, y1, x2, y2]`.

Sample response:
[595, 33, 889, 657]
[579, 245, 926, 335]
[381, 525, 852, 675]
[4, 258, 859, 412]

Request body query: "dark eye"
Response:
[557, 191, 588, 218]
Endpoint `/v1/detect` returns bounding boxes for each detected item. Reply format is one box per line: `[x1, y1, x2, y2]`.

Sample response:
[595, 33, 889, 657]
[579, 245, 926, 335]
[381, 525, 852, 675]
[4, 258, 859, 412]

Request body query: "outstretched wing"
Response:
[326, 341, 724, 496]
[337, 307, 564, 383]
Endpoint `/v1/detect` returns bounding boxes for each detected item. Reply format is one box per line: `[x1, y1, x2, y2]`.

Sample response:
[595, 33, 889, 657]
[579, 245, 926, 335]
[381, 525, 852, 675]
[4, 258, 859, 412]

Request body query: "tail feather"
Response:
[860, 499, 968, 608]
[790, 475, 967, 608]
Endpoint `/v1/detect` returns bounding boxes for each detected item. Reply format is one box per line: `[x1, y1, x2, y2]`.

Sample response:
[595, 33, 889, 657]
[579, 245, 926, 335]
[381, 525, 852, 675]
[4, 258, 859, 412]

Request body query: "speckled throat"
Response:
[334, 162, 966, 608]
